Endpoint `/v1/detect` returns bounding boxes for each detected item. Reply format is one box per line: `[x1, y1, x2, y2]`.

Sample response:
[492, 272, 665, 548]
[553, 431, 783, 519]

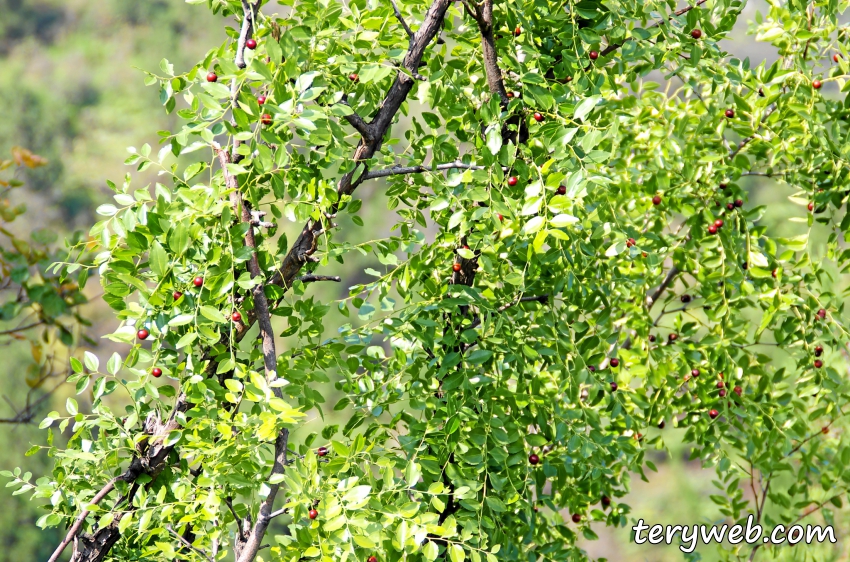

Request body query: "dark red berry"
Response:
[742, 262, 748, 270]
[716, 381, 724, 389]
[658, 420, 665, 429]
[452, 263, 462, 272]
[528, 453, 540, 465]
[817, 308, 827, 319]
[349, 73, 359, 82]
[317, 446, 328, 457]
[681, 294, 691, 303]
[261, 113, 273, 125]
[206, 72, 218, 83]
[245, 38, 257, 50]
[719, 389, 727, 398]
[533, 112, 543, 122]
[648, 334, 656, 342]
[815, 345, 823, 357]
[719, 183, 728, 190]
[557, 185, 566, 195]
[814, 359, 823, 369]
[610, 358, 620, 368]
[506, 91, 514, 98]
[627, 237, 636, 247]
[193, 276, 204, 287]
[231, 311, 242, 322]
[725, 109, 735, 118]
[137, 329, 150, 340]
[708, 224, 718, 234]
[507, 176, 518, 186]
[668, 333, 678, 342]
[173, 291, 183, 301]
[589, 50, 599, 60]
[733, 386, 742, 397]
[771, 268, 778, 278]
[610, 382, 618, 392]
[813, 80, 822, 90]
[601, 495, 611, 507]
[572, 513, 582, 523]
[587, 365, 596, 372]
[691, 369, 700, 378]
[709, 409, 719, 419]
[151, 367, 162, 378]
[727, 202, 735, 210]
[652, 195, 662, 205]
[308, 509, 318, 520]
[834, 54, 842, 63]
[714, 219, 723, 228]
[368, 557, 378, 562]
[257, 95, 267, 105]
[759, 87, 765, 97]
[691, 29, 702, 39]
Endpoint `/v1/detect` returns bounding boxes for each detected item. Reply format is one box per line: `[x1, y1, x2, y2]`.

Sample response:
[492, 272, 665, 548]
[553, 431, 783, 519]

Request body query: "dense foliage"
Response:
[5, 0, 850, 561]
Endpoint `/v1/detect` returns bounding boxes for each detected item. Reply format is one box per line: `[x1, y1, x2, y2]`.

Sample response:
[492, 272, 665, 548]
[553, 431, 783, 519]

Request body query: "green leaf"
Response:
[149, 242, 168, 277]
[200, 306, 226, 323]
[449, 544, 466, 562]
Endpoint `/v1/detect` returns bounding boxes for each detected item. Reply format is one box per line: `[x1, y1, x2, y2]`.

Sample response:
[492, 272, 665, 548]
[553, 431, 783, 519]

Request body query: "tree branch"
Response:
[343, 106, 375, 140]
[166, 525, 215, 562]
[294, 275, 341, 283]
[362, 161, 487, 180]
[390, 0, 414, 38]
[47, 478, 117, 562]
[617, 265, 680, 353]
[234, 1, 258, 69]
[462, 0, 508, 105]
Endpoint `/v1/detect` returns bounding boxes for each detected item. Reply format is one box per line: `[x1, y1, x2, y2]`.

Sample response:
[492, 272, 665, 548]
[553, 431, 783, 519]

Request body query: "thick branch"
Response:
[343, 110, 375, 140]
[362, 161, 487, 180]
[234, 1, 258, 69]
[47, 478, 117, 562]
[463, 0, 508, 104]
[294, 275, 341, 283]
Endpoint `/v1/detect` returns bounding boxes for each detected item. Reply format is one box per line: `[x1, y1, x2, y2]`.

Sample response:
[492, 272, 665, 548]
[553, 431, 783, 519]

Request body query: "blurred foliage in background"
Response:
[0, 0, 847, 561]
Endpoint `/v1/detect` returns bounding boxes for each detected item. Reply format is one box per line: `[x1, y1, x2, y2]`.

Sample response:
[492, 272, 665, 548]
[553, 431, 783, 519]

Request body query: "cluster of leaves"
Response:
[6, 1, 850, 561]
[0, 147, 92, 422]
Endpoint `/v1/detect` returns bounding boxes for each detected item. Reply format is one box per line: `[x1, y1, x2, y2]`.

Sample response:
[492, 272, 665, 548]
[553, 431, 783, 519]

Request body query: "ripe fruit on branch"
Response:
[193, 276, 204, 287]
[151, 367, 162, 378]
[231, 311, 242, 322]
[261, 113, 273, 125]
[658, 420, 665, 429]
[652, 195, 662, 205]
[734, 199, 743, 208]
[587, 365, 596, 372]
[308, 509, 318, 520]
[349, 73, 359, 82]
[709, 409, 719, 419]
[813, 79, 822, 90]
[815, 345, 823, 357]
[514, 26, 521, 36]
[528, 453, 540, 465]
[257, 95, 267, 105]
[452, 263, 462, 272]
[719, 389, 727, 397]
[571, 513, 582, 523]
[206, 72, 218, 83]
[733, 386, 742, 397]
[245, 38, 257, 50]
[668, 333, 678, 342]
[691, 368, 700, 377]
[814, 359, 823, 369]
[610, 382, 618, 392]
[368, 557, 378, 562]
[648, 334, 656, 342]
[601, 495, 611, 507]
[690, 29, 702, 39]
[727, 202, 735, 210]
[725, 109, 735, 118]
[318, 446, 328, 457]
[137, 328, 149, 340]
[708, 224, 717, 234]
[533, 112, 543, 122]
[589, 50, 599, 60]
[714, 219, 723, 228]
[507, 176, 518, 186]
[817, 308, 827, 319]
[681, 294, 691, 303]
[173, 291, 183, 301]
[834, 54, 842, 63]
[557, 185, 566, 195]
[610, 358, 620, 367]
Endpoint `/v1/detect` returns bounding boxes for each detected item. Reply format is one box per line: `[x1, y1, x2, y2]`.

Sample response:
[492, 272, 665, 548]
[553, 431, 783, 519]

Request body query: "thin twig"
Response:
[390, 0, 414, 38]
[47, 478, 118, 562]
[294, 275, 341, 283]
[166, 525, 215, 562]
[362, 161, 487, 180]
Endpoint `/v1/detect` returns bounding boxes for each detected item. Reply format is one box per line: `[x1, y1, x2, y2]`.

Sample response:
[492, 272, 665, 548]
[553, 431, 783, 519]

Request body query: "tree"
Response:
[5, 0, 850, 561]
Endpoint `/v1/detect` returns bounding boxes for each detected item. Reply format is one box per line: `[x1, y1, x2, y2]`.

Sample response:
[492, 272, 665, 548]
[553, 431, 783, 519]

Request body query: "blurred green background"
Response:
[0, 1, 846, 560]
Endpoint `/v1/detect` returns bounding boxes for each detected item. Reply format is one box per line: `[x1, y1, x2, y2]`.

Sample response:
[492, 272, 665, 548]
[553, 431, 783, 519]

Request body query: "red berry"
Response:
[528, 453, 540, 465]
[173, 291, 183, 301]
[452, 263, 462, 272]
[709, 409, 719, 419]
[610, 358, 619, 368]
[349, 73, 359, 82]
[648, 334, 656, 342]
[368, 557, 378, 562]
[193, 276, 204, 287]
[137, 329, 150, 340]
[652, 195, 662, 205]
[771, 268, 778, 278]
[308, 509, 318, 520]
[658, 420, 665, 429]
[587, 365, 596, 372]
[690, 29, 702, 39]
[708, 224, 718, 234]
[714, 219, 723, 228]
[742, 261, 748, 270]
[733, 386, 742, 397]
[317, 446, 328, 457]
[557, 185, 566, 195]
[815, 345, 824, 357]
[245, 38, 257, 50]
[727, 202, 735, 210]
[601, 495, 611, 507]
[681, 294, 691, 303]
[206, 72, 218, 83]
[834, 54, 842, 63]
[231, 311, 242, 322]
[497, 213, 504, 222]
[257, 95, 267, 105]
[734, 199, 743, 208]
[814, 359, 823, 369]
[151, 367, 162, 378]
[261, 113, 273, 125]
[514, 26, 522, 37]
[759, 87, 765, 97]
[813, 79, 822, 90]
[716, 381, 724, 389]
[610, 382, 618, 392]
[571, 513, 582, 523]
[808, 202, 814, 211]
[628, 237, 636, 247]
[507, 176, 518, 186]
[718, 373, 724, 379]
[719, 389, 727, 397]
[533, 112, 543, 122]
[668, 333, 678, 342]
[506, 91, 514, 99]
[691, 368, 700, 378]
[589, 50, 599, 60]
[817, 308, 827, 319]
[719, 183, 728, 190]
[725, 109, 735, 118]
